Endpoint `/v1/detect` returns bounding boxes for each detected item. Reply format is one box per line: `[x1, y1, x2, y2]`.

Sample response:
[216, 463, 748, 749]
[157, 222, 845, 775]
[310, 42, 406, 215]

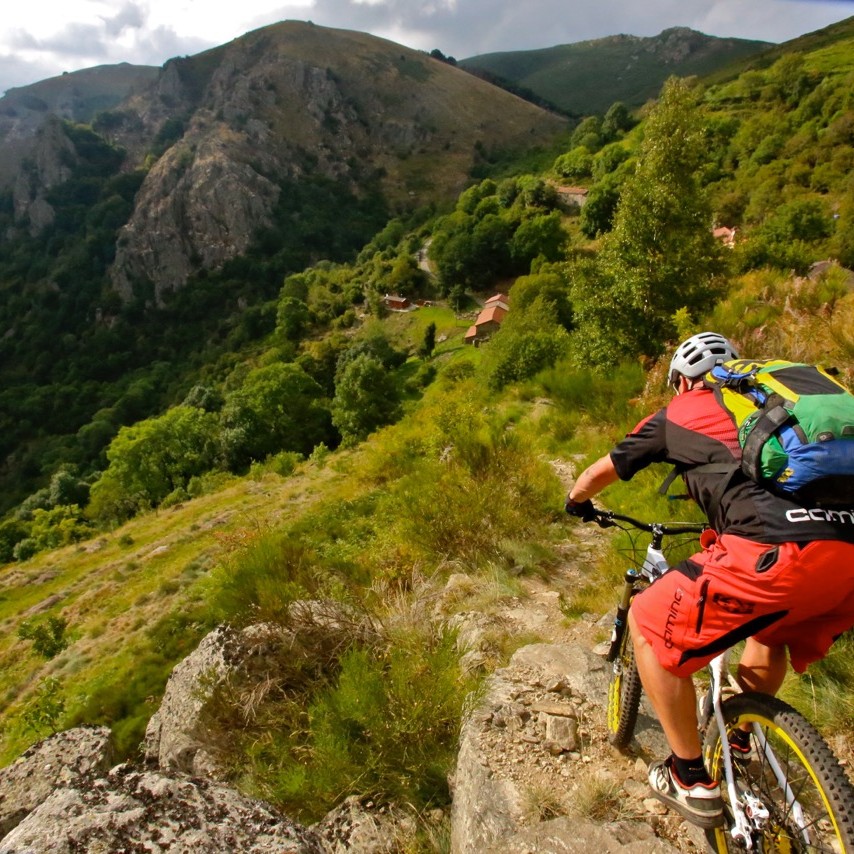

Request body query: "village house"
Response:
[382, 294, 412, 311]
[484, 292, 509, 311]
[555, 186, 589, 210]
[713, 226, 737, 248]
[465, 293, 510, 345]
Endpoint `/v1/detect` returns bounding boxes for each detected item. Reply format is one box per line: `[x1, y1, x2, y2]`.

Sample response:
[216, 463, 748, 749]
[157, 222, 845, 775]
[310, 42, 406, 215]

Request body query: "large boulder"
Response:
[0, 725, 113, 837]
[0, 765, 321, 853]
[143, 624, 233, 775]
[145, 607, 380, 776]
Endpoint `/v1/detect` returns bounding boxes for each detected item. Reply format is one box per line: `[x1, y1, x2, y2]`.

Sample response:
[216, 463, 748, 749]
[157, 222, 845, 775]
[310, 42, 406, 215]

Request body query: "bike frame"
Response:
[597, 510, 815, 850]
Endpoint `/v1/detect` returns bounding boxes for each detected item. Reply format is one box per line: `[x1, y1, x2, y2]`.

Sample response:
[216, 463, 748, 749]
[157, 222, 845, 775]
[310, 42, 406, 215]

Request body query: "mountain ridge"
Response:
[459, 26, 772, 114]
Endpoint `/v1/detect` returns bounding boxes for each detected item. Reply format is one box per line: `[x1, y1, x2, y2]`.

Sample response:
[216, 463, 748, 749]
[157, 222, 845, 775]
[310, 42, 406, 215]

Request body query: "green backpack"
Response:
[703, 359, 854, 507]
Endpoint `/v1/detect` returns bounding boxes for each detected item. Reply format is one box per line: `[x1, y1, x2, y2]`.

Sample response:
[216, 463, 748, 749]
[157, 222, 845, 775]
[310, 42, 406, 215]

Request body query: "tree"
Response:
[570, 116, 603, 152]
[89, 406, 219, 521]
[592, 144, 630, 181]
[386, 254, 427, 296]
[509, 212, 567, 269]
[573, 78, 724, 365]
[335, 324, 407, 378]
[332, 354, 401, 445]
[418, 322, 437, 359]
[508, 271, 573, 332]
[220, 363, 334, 470]
[578, 176, 623, 238]
[483, 296, 571, 390]
[601, 101, 634, 141]
[276, 296, 312, 343]
[833, 186, 854, 268]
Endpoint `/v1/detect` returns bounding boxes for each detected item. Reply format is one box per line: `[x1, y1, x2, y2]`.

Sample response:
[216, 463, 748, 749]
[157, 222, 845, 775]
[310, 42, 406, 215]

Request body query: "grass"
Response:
[0, 462, 347, 764]
[522, 781, 567, 822]
[568, 768, 625, 822]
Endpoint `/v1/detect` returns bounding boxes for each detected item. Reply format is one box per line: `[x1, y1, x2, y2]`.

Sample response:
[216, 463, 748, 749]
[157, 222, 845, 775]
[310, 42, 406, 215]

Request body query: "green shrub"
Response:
[536, 360, 645, 423]
[18, 615, 69, 659]
[12, 537, 38, 562]
[209, 533, 328, 624]
[21, 677, 66, 737]
[238, 626, 478, 821]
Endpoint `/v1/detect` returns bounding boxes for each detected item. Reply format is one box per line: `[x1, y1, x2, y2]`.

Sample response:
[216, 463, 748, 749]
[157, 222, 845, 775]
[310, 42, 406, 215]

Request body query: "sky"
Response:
[2, 0, 853, 96]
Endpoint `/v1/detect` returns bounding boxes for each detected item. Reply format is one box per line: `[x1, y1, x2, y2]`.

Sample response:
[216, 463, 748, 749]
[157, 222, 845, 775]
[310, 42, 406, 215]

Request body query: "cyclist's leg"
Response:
[736, 637, 787, 694]
[629, 607, 702, 759]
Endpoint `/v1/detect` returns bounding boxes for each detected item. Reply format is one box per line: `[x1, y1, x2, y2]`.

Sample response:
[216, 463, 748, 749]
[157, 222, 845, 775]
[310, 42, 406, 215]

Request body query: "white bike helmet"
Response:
[668, 332, 738, 387]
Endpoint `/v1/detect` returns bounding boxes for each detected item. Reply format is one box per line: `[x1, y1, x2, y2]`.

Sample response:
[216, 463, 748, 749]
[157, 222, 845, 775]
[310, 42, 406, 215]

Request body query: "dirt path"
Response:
[450, 460, 711, 851]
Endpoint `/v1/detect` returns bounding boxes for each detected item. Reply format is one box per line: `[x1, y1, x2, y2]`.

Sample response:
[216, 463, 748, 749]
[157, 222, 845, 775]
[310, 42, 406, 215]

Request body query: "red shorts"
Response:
[631, 534, 854, 677]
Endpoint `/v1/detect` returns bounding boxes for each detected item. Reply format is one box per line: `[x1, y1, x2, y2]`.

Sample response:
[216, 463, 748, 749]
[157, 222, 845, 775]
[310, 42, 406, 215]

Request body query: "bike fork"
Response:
[708, 654, 765, 849]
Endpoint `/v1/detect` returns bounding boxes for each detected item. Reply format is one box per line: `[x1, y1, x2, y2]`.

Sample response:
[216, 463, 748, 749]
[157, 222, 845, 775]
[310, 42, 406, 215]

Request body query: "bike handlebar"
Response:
[588, 508, 707, 536]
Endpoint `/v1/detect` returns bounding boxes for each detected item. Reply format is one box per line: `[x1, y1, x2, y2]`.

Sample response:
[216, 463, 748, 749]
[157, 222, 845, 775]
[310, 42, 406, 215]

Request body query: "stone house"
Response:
[555, 186, 589, 209]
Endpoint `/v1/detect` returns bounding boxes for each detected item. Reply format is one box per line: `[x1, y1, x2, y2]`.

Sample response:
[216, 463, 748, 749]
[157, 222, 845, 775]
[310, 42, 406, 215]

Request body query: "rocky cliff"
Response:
[0, 63, 157, 186]
[1, 22, 567, 303]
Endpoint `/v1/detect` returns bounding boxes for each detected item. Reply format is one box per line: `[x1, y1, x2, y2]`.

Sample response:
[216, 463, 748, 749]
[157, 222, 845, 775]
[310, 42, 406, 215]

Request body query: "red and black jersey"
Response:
[609, 387, 854, 543]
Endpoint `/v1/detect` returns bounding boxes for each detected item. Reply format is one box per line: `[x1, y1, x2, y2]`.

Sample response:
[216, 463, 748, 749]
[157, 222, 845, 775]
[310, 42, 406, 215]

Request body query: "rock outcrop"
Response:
[0, 725, 113, 838]
[145, 604, 380, 777]
[142, 624, 234, 776]
[0, 606, 402, 853]
[10, 116, 77, 235]
[0, 765, 322, 854]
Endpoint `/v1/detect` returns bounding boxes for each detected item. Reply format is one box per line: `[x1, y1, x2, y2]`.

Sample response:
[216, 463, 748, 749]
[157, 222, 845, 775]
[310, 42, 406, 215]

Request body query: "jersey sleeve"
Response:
[609, 409, 670, 481]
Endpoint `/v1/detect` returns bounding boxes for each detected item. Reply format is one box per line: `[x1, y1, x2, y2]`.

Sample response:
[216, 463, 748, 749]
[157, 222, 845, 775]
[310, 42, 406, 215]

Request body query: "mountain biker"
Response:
[565, 331, 854, 829]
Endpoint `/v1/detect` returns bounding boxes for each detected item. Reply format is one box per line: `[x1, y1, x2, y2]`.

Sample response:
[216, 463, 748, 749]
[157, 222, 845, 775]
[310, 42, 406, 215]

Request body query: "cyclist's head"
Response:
[668, 332, 738, 390]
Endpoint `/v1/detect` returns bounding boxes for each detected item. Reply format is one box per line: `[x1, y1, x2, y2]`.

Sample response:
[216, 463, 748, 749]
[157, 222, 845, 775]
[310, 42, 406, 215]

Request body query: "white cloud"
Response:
[1, 0, 852, 95]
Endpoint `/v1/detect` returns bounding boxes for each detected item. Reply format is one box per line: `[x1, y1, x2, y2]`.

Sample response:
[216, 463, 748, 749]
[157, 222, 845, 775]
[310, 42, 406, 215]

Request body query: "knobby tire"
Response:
[703, 692, 854, 853]
[607, 620, 643, 749]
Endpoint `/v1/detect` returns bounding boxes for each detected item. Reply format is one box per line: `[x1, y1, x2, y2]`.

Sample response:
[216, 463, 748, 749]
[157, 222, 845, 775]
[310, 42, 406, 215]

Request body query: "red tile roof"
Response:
[477, 305, 508, 325]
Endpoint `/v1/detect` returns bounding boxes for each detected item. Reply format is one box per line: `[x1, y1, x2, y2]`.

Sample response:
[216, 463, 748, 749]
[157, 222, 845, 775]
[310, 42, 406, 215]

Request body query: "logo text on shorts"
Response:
[663, 588, 683, 649]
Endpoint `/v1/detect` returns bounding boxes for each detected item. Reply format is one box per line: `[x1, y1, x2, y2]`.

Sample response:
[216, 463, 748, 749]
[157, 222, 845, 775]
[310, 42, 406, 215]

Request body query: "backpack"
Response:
[702, 358, 854, 508]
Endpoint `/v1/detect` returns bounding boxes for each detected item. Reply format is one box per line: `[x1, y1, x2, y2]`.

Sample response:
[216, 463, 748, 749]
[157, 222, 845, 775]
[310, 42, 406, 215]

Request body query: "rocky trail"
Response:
[447, 506, 710, 853]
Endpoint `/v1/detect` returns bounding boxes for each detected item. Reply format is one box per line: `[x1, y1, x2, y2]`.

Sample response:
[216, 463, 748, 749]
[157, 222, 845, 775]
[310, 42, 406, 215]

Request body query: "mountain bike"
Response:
[586, 507, 854, 852]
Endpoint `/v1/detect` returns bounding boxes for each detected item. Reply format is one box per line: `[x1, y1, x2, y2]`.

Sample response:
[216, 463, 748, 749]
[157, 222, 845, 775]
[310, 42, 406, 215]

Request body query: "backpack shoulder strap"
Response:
[740, 396, 794, 480]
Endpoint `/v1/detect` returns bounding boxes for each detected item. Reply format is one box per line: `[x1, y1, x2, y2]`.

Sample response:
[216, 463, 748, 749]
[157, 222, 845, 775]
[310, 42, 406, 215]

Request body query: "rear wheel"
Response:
[606, 619, 643, 748]
[703, 692, 854, 853]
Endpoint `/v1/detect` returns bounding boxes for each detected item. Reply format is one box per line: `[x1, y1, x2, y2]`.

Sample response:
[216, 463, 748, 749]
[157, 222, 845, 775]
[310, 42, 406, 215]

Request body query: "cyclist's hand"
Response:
[565, 498, 596, 521]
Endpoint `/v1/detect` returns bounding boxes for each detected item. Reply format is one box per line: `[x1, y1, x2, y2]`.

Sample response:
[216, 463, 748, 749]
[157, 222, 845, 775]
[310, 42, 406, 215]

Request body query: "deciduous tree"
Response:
[332, 354, 401, 445]
[573, 77, 724, 364]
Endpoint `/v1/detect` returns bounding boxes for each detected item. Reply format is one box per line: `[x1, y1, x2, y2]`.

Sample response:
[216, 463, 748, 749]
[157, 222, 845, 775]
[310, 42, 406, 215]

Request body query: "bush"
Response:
[12, 538, 39, 562]
[209, 533, 328, 625]
[225, 624, 478, 822]
[21, 677, 66, 737]
[553, 146, 593, 181]
[482, 297, 570, 390]
[18, 615, 69, 659]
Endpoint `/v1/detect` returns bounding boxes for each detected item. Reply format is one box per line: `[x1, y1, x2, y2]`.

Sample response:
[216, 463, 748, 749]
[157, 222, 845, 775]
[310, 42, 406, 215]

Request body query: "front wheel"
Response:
[703, 692, 854, 853]
[606, 618, 643, 748]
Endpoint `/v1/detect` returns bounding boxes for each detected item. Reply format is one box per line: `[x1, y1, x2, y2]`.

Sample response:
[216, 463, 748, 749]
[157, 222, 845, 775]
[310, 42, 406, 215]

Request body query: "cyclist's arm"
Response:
[568, 453, 619, 503]
[569, 408, 669, 504]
